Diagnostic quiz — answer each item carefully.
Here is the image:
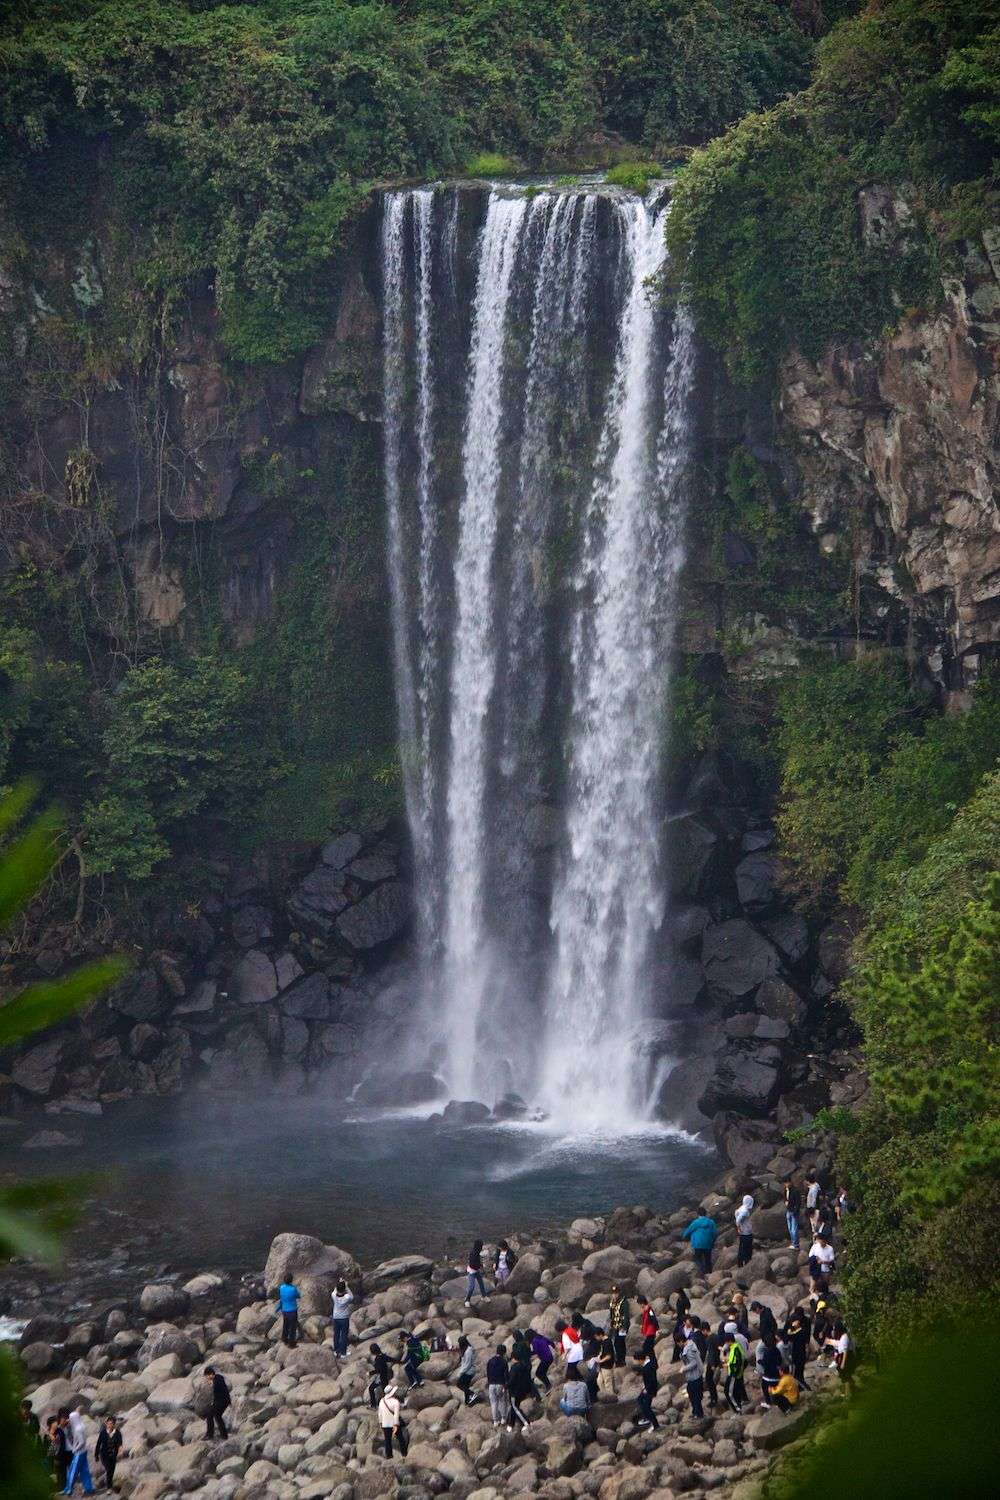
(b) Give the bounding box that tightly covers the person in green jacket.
[681,1213,718,1274]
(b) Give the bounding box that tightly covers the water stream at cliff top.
[381,183,696,1128]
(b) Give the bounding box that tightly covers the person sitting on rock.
[455,1335,478,1405]
[681,1211,718,1275]
[277,1277,299,1348]
[634,1348,660,1429]
[559,1364,596,1433]
[770,1368,800,1413]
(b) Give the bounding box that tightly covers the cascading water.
[380,182,697,1124]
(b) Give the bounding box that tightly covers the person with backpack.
[784,1175,802,1250]
[634,1348,660,1429]
[493,1240,517,1285]
[399,1330,427,1391]
[680,1323,706,1418]
[277,1278,300,1348]
[735,1194,755,1267]
[202,1369,231,1439]
[608,1284,630,1365]
[377,1384,407,1458]
[639,1296,659,1356]
[531,1328,557,1389]
[486,1344,510,1427]
[681,1212,718,1275]
[465,1240,489,1305]
[455,1335,478,1405]
[723,1322,749,1412]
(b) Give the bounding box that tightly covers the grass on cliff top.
[605,160,661,194]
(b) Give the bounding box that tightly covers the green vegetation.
[0,787,125,1496]
[462,151,518,178]
[668,0,999,380]
[0,1,829,367]
[605,159,660,194]
[776,658,1000,1352]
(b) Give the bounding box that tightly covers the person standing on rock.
[465,1239,489,1304]
[634,1347,660,1429]
[805,1171,821,1234]
[203,1367,231,1439]
[94,1416,122,1490]
[809,1233,836,1293]
[680,1325,706,1418]
[455,1335,478,1404]
[62,1406,94,1496]
[608,1284,630,1365]
[331,1278,353,1357]
[507,1351,534,1430]
[751,1300,778,1342]
[486,1343,511,1427]
[399,1330,426,1391]
[277,1276,300,1348]
[638,1296,660,1356]
[735,1194,755,1267]
[558,1314,584,1366]
[723,1324,749,1412]
[49,1413,69,1492]
[681,1211,718,1274]
[702,1319,722,1410]
[832,1320,855,1390]
[784,1306,812,1388]
[493,1239,517,1285]
[377,1383,404,1458]
[757,1333,786,1407]
[368,1342,393,1407]
[530,1328,557,1388]
[784,1175,802,1249]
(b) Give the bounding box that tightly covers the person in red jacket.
[638,1296,660,1356]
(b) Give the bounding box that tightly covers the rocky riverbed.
[17,1136,853,1500]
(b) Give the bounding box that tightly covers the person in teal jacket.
[681,1214,718,1274]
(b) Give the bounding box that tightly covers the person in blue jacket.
[681,1213,718,1275]
[277,1279,300,1347]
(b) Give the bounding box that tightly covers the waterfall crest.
[381,183,697,1122]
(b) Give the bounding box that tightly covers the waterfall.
[380,184,696,1121]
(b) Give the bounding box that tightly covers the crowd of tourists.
[21,1170,854,1484]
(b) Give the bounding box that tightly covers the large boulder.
[700,1045,783,1116]
[755,975,808,1029]
[746,1403,813,1450]
[442,1099,490,1124]
[734,851,779,913]
[139,1284,191,1321]
[320,832,364,869]
[137,1323,200,1369]
[230,949,278,1007]
[336,881,412,951]
[702,921,780,1003]
[27,1378,77,1418]
[580,1246,639,1292]
[288,865,350,935]
[279,972,334,1021]
[713,1113,781,1172]
[110,968,165,1022]
[11,1036,72,1097]
[666,812,718,898]
[263,1233,360,1316]
[655,1055,716,1133]
[353,1070,445,1107]
[761,913,810,966]
[368,1255,436,1290]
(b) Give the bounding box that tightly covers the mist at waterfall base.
[381,180,697,1131]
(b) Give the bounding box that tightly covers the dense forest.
[1,2,999,1481]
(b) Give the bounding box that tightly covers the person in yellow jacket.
[770,1371,801,1411]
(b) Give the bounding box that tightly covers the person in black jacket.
[368,1343,393,1407]
[634,1350,660,1429]
[203,1367,231,1439]
[507,1355,534,1430]
[783,1307,812,1388]
[47,1415,69,1491]
[94,1416,123,1489]
[751,1301,778,1341]
[486,1345,510,1427]
[702,1321,721,1410]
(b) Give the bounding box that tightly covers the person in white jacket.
[331,1280,354,1357]
[62,1406,95,1495]
[680,1327,706,1418]
[455,1335,478,1405]
[377,1384,406,1458]
[735,1194,755,1267]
